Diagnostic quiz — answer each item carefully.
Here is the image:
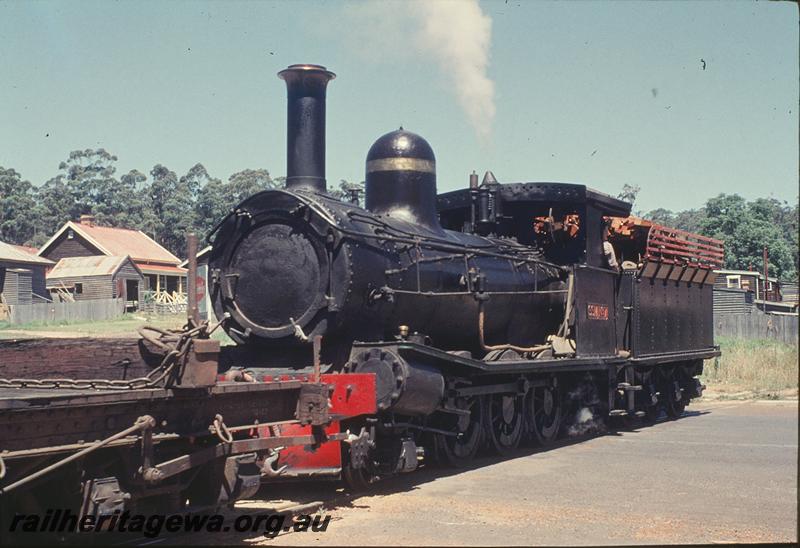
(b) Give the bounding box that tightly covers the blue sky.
[0,0,797,213]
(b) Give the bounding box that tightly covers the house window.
[726,275,741,289]
[75,282,83,294]
[67,229,74,240]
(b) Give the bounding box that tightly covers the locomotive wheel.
[434,395,484,467]
[660,366,687,419]
[527,383,562,446]
[485,393,524,455]
[342,458,376,492]
[341,428,378,492]
[664,386,687,419]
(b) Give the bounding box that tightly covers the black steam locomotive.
[208,64,723,486]
[0,64,724,539]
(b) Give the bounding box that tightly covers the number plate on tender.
[587,303,609,321]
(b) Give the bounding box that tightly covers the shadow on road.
[166,408,714,545]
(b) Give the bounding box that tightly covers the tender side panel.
[633,270,716,357]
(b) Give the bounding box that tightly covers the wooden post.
[763,246,769,303]
[187,233,200,325]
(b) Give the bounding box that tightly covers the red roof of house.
[138,264,187,275]
[39,221,181,265]
[11,244,40,256]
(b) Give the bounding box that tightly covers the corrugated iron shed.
[781,281,798,306]
[713,287,754,317]
[47,255,139,279]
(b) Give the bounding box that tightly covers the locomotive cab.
[437,179,631,270]
[438,180,631,358]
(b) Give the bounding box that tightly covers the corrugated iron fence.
[6,298,125,325]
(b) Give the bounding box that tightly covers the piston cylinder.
[345,347,444,416]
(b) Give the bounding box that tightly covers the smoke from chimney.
[341,0,496,143]
[414,0,495,143]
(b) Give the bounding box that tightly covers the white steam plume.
[341,0,496,143]
[414,0,495,143]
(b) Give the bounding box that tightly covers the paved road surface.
[183,400,798,545]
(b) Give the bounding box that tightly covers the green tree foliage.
[641,207,706,233]
[94,168,149,229]
[121,169,159,233]
[146,163,202,256]
[29,176,73,247]
[195,169,279,240]
[642,195,797,280]
[2,154,796,282]
[0,167,36,245]
[672,208,706,233]
[58,148,120,221]
[700,194,797,281]
[642,207,674,226]
[328,179,365,206]
[616,183,641,208]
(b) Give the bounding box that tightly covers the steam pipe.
[478,300,550,355]
[278,64,336,193]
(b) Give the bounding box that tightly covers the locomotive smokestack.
[278,64,336,193]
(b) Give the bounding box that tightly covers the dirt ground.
[700,384,798,401]
[174,400,797,546]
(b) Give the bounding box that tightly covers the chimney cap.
[278,64,336,81]
[78,213,95,225]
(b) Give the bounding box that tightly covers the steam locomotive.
[207,64,724,486]
[1,63,725,540]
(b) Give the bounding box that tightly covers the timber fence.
[6,298,125,325]
[714,311,798,346]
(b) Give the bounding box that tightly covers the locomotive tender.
[0,62,723,531]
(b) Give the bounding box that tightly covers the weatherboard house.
[0,241,54,306]
[713,269,797,316]
[37,215,187,304]
[45,255,145,309]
